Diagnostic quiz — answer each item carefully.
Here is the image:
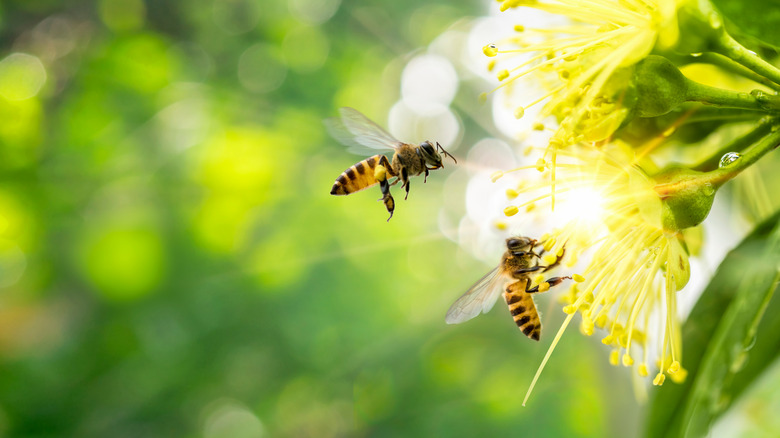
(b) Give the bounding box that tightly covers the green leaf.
[645,210,780,438]
[711,0,780,49]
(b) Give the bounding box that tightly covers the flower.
[485,0,679,145]
[494,142,691,404]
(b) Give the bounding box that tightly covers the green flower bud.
[632,56,688,118]
[653,166,718,231]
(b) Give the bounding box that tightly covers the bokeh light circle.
[0,53,47,101]
[401,54,458,114]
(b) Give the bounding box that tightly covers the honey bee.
[327,107,456,221]
[446,237,571,341]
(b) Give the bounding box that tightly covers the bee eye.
[507,237,530,250]
[421,141,436,156]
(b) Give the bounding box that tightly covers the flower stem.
[685,79,780,112]
[690,53,780,92]
[657,119,780,196]
[711,32,780,87]
[693,118,774,171]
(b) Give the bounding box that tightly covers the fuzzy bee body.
[504,279,542,341]
[330,154,395,196]
[446,237,570,341]
[326,108,455,221]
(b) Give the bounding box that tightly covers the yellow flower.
[487,0,678,137]
[496,142,691,405]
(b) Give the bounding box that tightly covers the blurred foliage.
[0,1,639,437]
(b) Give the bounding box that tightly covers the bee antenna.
[437,142,457,163]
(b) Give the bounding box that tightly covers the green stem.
[683,107,766,124]
[691,53,780,92]
[656,119,780,196]
[685,79,780,112]
[693,118,774,171]
[711,32,780,87]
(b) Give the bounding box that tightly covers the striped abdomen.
[331,154,392,195]
[504,279,541,341]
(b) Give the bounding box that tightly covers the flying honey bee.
[446,237,571,341]
[327,107,456,221]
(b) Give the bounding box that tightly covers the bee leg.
[401,167,410,200]
[542,248,566,272]
[526,276,572,294]
[514,266,543,275]
[378,177,395,221]
[423,167,429,183]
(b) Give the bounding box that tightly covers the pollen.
[506,188,519,199]
[601,334,614,345]
[580,316,594,336]
[494,221,508,230]
[482,43,498,57]
[563,304,576,314]
[514,106,525,119]
[669,367,688,383]
[573,274,585,282]
[533,274,545,285]
[374,165,387,180]
[668,360,681,374]
[535,158,546,172]
[497,69,510,81]
[609,350,619,366]
[538,282,551,292]
[622,354,634,366]
[514,24,525,32]
[653,373,666,386]
[490,170,504,182]
[543,254,558,265]
[638,363,649,377]
[503,206,519,216]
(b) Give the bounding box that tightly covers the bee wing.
[445,267,506,324]
[324,107,402,152]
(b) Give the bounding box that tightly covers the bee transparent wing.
[445,266,506,324]
[324,107,402,152]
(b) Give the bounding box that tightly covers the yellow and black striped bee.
[446,237,571,341]
[327,107,456,221]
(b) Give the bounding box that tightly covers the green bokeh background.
[0,0,641,436]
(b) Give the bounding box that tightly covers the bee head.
[506,236,535,253]
[419,141,443,168]
[419,141,456,168]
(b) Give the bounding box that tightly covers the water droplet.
[719,152,741,168]
[743,334,757,351]
[483,43,498,57]
[702,182,715,196]
[750,89,765,98]
[691,52,702,57]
